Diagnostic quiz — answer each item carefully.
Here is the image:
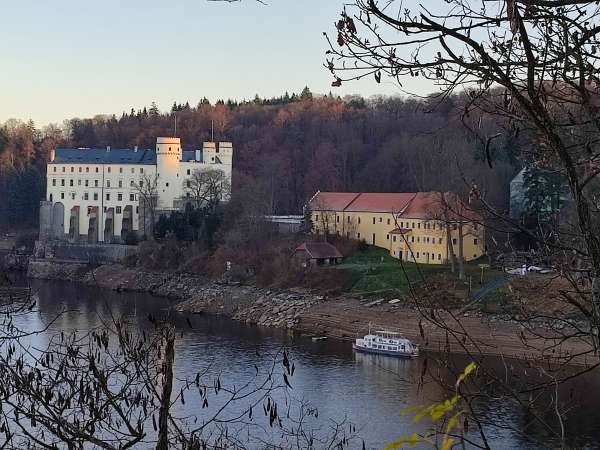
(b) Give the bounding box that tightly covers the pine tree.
[300,86,313,100]
[149,102,160,116]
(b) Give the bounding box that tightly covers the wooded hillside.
[0,91,520,228]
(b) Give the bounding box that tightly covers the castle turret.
[156,137,182,208]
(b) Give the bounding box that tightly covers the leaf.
[456,362,477,388]
[441,436,455,450]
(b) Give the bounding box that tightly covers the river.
[6,276,600,449]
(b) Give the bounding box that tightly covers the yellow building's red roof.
[309,191,480,222]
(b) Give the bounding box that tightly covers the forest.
[0,88,521,229]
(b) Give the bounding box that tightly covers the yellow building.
[308,191,485,265]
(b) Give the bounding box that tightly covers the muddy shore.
[27,259,597,365]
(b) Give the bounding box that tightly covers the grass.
[333,246,445,295]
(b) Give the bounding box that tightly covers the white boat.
[353,329,419,358]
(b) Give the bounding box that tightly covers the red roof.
[309,191,480,221]
[295,242,343,259]
[307,192,360,211]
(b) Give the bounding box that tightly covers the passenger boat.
[352,328,419,358]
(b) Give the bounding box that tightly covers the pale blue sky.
[1,0,434,125]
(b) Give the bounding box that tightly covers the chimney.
[195,149,201,162]
[134,145,138,152]
[49,148,56,162]
[106,145,111,152]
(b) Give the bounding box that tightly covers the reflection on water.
[6,276,600,449]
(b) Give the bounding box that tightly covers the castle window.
[453,238,457,245]
[336,216,339,223]
[84,193,89,200]
[139,180,143,188]
[417,237,420,243]
[78,180,81,186]
[106,180,109,188]
[107,167,111,173]
[386,234,389,240]
[393,236,396,242]
[86,167,89,173]
[130,194,135,201]
[131,168,135,174]
[136,206,139,214]
[52,179,56,186]
[95,167,99,173]
[60,192,64,199]
[118,180,122,188]
[438,254,441,260]
[347,216,350,223]
[186,180,190,188]
[357,232,361,239]
[416,252,420,258]
[439,238,442,244]
[106,193,110,201]
[116,206,122,214]
[69,179,73,187]
[61,179,65,186]
[49,194,53,201]
[453,223,458,230]
[130,180,134,187]
[70,167,74,172]
[93,193,98,201]
[118,193,123,201]
[358,217,361,224]
[119,167,123,173]
[140,168,144,173]
[315,214,319,220]
[78,167,82,173]
[62,167,65,172]
[53,167,56,172]
[379,217,382,223]
[412,222,415,228]
[165,182,169,187]
[400,221,403,228]
[187,169,191,175]
[85,180,89,187]
[372,217,375,224]
[387,218,390,225]
[169,147,171,151]
[418,222,421,229]
[474,238,479,245]
[411,236,414,243]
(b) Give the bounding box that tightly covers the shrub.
[15,231,37,254]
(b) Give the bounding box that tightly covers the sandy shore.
[27,260,598,366]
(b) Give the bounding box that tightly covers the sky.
[0,0,435,126]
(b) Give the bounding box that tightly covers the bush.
[123,231,138,246]
[15,231,37,254]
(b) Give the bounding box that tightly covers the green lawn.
[333,246,445,295]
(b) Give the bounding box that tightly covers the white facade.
[44,137,233,242]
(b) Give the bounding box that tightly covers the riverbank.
[27,259,597,365]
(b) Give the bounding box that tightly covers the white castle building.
[40,137,233,243]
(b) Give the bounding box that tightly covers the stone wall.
[33,241,138,264]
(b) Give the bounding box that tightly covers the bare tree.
[134,173,159,240]
[326,1,600,447]
[183,168,231,213]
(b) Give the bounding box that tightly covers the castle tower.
[156,137,182,208]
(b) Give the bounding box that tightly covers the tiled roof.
[295,242,343,259]
[307,192,361,211]
[51,148,157,165]
[310,191,480,221]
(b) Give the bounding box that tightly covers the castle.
[40,137,233,243]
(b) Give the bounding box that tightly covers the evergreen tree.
[149,102,160,116]
[300,86,313,100]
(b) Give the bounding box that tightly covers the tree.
[134,173,159,240]
[299,86,313,101]
[183,168,231,213]
[327,1,600,446]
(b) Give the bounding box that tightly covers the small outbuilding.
[295,242,343,267]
